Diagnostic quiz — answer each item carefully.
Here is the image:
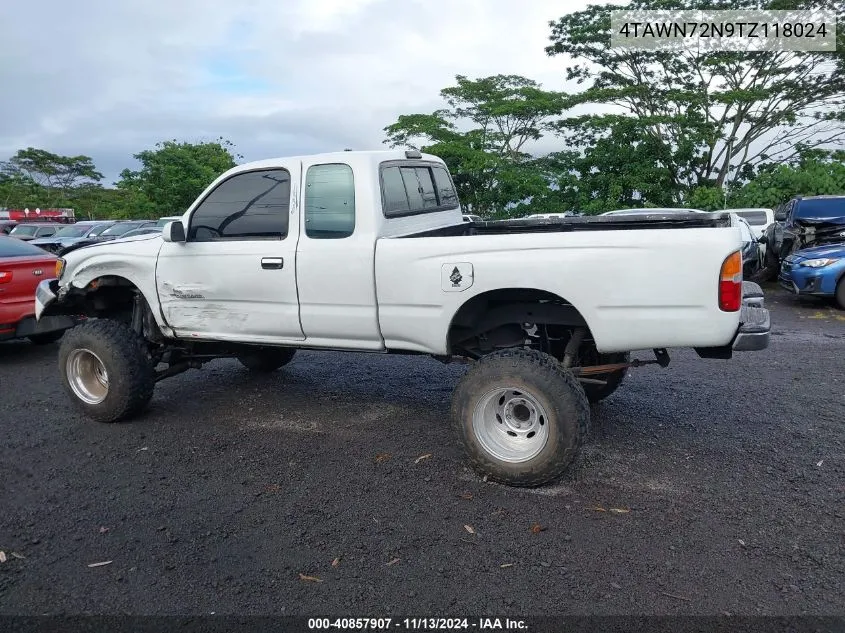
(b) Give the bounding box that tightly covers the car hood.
[787,242,845,262]
[794,216,845,229]
[30,236,87,245]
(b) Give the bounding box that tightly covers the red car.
[0,236,81,343]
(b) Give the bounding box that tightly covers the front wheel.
[451,348,590,487]
[836,278,845,310]
[58,319,155,423]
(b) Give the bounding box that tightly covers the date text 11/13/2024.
[307,618,528,630]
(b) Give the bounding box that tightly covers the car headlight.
[799,258,839,268]
[55,258,66,279]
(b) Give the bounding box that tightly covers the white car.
[35,150,770,487]
[721,208,774,258]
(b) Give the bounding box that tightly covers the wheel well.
[447,288,591,358]
[58,275,144,323]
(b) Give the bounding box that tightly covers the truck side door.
[294,160,383,349]
[155,166,305,343]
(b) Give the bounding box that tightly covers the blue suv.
[779,243,845,309]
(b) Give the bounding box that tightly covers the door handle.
[261,257,284,270]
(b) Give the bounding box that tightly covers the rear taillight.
[0,271,11,284]
[719,250,742,312]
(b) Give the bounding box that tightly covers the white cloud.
[0,0,593,183]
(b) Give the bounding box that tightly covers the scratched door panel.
[155,164,304,343]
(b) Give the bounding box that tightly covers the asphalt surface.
[1,284,843,616]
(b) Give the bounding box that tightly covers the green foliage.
[546,0,845,203]
[117,139,239,217]
[384,74,568,217]
[1,148,103,208]
[731,151,845,208]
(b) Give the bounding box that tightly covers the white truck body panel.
[50,149,748,356]
[376,227,741,354]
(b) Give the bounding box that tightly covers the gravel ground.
[1,285,843,616]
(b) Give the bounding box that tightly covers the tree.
[1,148,103,206]
[384,75,568,217]
[117,139,239,217]
[546,0,845,203]
[729,150,845,208]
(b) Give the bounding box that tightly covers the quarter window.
[304,164,355,239]
[381,163,460,217]
[188,169,290,241]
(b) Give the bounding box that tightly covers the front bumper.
[35,278,60,321]
[731,281,770,352]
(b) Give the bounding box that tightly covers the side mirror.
[774,210,788,222]
[758,235,768,245]
[161,221,186,243]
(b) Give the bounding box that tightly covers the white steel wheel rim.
[66,348,110,405]
[472,387,550,464]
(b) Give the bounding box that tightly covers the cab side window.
[188,169,290,241]
[304,163,355,239]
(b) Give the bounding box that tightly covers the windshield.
[88,223,113,236]
[9,225,39,237]
[101,223,142,236]
[54,225,90,238]
[795,198,845,219]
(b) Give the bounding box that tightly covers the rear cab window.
[736,211,769,225]
[380,161,460,217]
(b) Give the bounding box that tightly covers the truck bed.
[401,212,733,238]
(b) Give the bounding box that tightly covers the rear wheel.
[237,347,297,372]
[755,244,780,282]
[451,348,589,487]
[58,319,155,423]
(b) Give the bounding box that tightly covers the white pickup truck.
[35,150,770,487]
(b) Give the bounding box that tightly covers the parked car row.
[6,219,163,256]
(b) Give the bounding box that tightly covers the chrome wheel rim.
[472,387,550,463]
[66,348,109,405]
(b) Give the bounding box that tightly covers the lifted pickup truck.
[36,150,770,487]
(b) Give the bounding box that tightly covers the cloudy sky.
[0,0,612,184]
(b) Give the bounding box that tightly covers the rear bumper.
[0,314,80,341]
[731,281,770,352]
[695,281,770,358]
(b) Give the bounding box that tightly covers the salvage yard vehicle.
[760,196,845,280]
[722,208,774,241]
[35,150,771,487]
[9,223,59,241]
[0,236,80,343]
[779,242,845,309]
[29,221,116,254]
